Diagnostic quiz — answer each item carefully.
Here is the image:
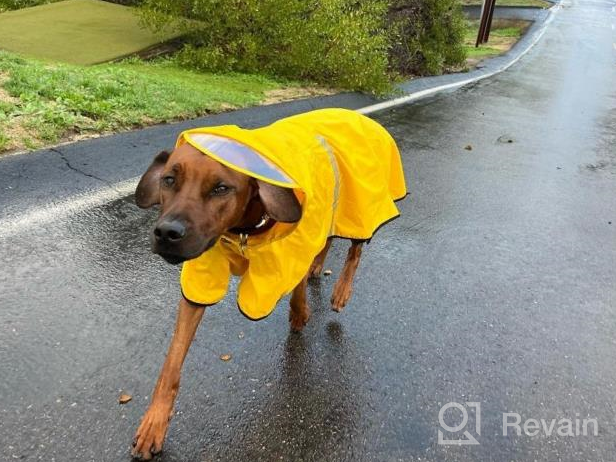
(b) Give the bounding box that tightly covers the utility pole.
[476,0,497,46]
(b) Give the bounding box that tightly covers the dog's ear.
[135,150,171,208]
[256,180,302,223]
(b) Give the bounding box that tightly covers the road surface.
[1,0,615,461]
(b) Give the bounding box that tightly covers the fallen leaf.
[220,354,232,362]
[323,269,333,276]
[118,394,132,404]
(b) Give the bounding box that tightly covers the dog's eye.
[162,176,175,188]
[211,184,230,196]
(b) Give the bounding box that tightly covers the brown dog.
[130,109,406,459]
[131,143,363,459]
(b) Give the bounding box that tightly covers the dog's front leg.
[131,297,205,460]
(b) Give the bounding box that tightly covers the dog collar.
[228,212,274,237]
[255,213,270,229]
[236,214,269,255]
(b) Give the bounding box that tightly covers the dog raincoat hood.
[178,108,407,320]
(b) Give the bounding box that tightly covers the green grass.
[459,0,551,7]
[490,26,525,37]
[0,51,302,152]
[464,46,502,58]
[0,129,8,150]
[462,19,528,63]
[0,0,182,65]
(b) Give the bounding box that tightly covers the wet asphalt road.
[1,1,616,461]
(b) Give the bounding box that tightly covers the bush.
[388,0,466,75]
[140,0,392,94]
[140,0,465,92]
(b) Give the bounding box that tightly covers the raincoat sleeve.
[180,242,231,306]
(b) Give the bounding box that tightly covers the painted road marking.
[0,178,139,237]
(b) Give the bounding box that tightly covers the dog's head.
[135,143,301,264]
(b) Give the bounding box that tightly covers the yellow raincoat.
[179,108,406,320]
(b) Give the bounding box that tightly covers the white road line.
[0,4,561,236]
[0,178,139,237]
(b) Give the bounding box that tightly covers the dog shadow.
[210,317,364,461]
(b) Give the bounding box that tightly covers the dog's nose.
[154,220,186,243]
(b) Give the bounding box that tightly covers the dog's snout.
[154,219,187,243]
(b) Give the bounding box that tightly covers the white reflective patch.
[187,133,295,186]
[317,136,340,236]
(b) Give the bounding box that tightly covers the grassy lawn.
[462,19,531,66]
[0,0,182,65]
[0,52,328,153]
[459,0,552,7]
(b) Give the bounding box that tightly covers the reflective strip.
[316,136,340,235]
[181,133,297,188]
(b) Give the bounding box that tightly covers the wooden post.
[475,0,496,47]
[483,0,497,42]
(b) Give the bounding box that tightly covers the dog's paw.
[331,281,352,312]
[308,261,324,279]
[289,305,311,332]
[131,404,173,460]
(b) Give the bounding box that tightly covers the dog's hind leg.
[331,239,364,312]
[289,273,310,332]
[308,237,332,278]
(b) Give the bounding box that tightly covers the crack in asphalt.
[50,147,137,205]
[50,147,110,185]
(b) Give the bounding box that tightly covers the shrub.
[388,0,466,75]
[139,0,466,92]
[140,0,393,94]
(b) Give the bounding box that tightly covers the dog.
[130,108,406,459]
